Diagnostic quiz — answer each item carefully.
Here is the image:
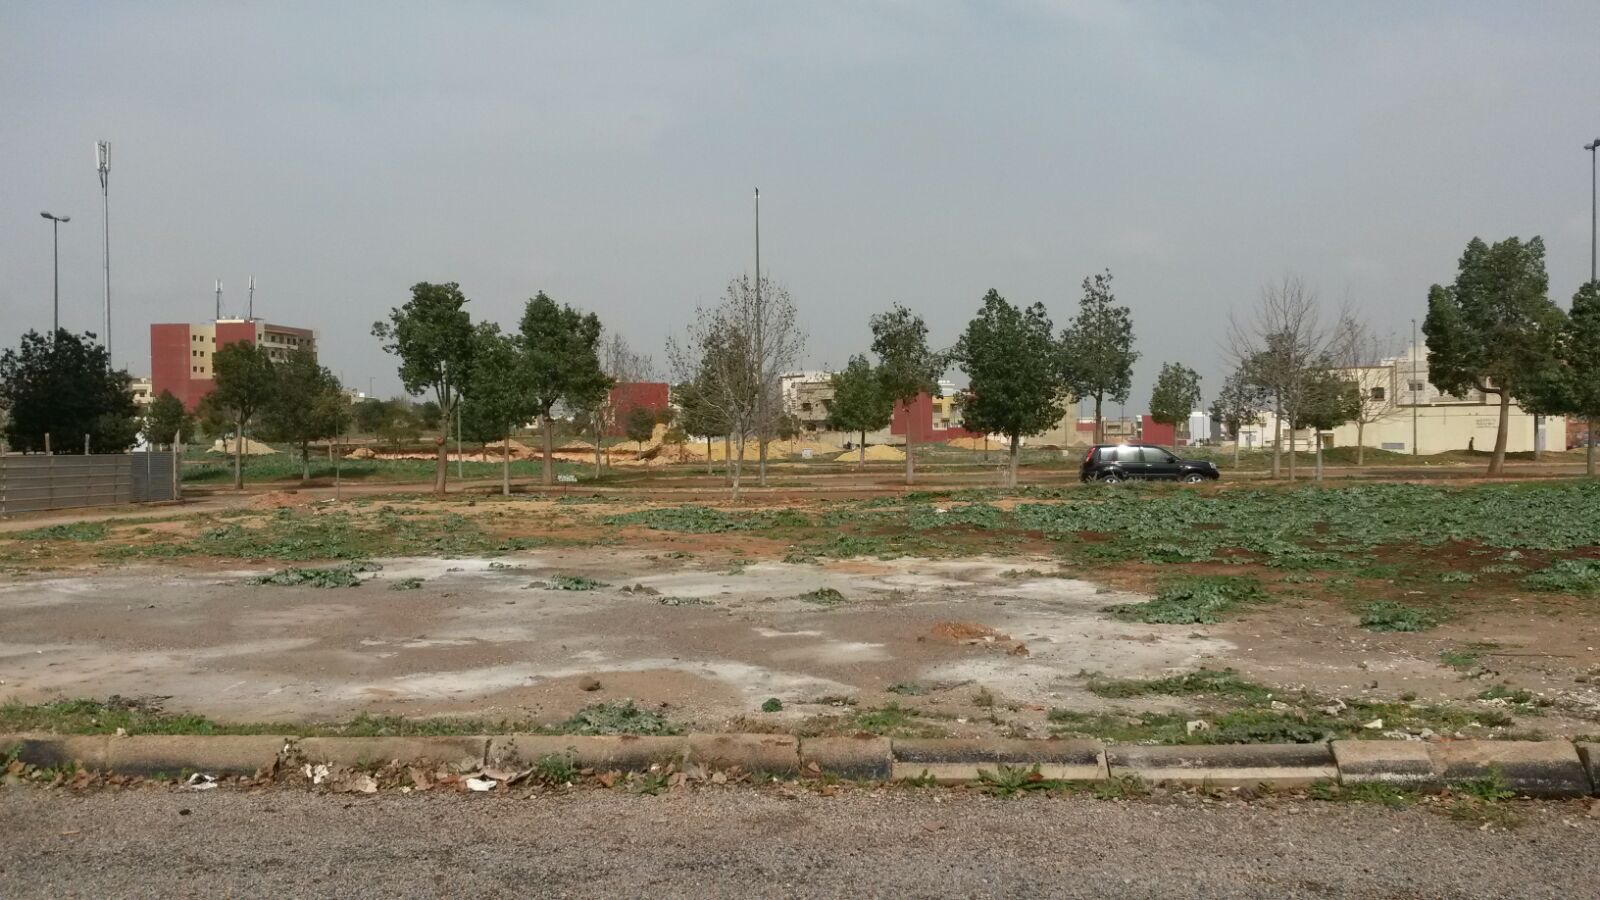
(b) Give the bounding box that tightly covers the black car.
[1080,443,1220,484]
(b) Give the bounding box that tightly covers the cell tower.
[248,276,255,320]
[215,280,223,321]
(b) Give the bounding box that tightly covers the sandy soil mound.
[209,437,278,455]
[836,444,905,462]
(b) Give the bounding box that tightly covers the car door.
[1113,445,1149,479]
[1140,447,1182,479]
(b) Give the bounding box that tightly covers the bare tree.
[588,330,657,474]
[725,275,804,487]
[669,301,760,500]
[1332,311,1400,465]
[1226,276,1334,481]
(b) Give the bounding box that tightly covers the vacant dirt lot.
[3,480,1598,740]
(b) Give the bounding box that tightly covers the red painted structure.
[889,393,982,443]
[607,382,670,436]
[150,320,312,411]
[1140,415,1177,447]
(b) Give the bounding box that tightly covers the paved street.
[2,787,1596,898]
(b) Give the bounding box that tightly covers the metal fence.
[0,452,179,515]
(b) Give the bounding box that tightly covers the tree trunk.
[233,418,244,491]
[1232,426,1242,466]
[1315,437,1324,482]
[858,430,866,472]
[1287,420,1297,482]
[1356,421,1365,466]
[1588,417,1595,477]
[1534,417,1544,462]
[1270,394,1282,480]
[903,400,916,486]
[301,441,310,482]
[1489,392,1510,475]
[758,439,768,487]
[1094,395,1104,444]
[1007,433,1020,488]
[731,434,744,501]
[723,435,732,484]
[503,428,511,496]
[434,434,448,495]
[593,440,602,480]
[705,435,713,475]
[541,414,555,486]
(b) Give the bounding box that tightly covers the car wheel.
[1182,472,1205,484]
[1099,472,1123,484]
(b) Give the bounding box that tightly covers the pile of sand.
[345,447,377,460]
[835,444,905,462]
[209,437,278,456]
[555,439,595,452]
[484,438,537,458]
[944,436,991,451]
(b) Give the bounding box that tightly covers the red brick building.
[889,392,982,443]
[150,319,317,410]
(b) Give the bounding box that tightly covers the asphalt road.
[2,787,1596,898]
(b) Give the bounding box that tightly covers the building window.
[1408,381,1424,393]
[1370,387,1385,401]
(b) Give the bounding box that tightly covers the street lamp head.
[1587,139,1600,151]
[40,211,69,222]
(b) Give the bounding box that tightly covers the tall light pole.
[752,187,767,485]
[1586,138,1598,283]
[97,141,112,361]
[1411,318,1419,456]
[40,212,70,336]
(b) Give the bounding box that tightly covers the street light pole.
[1411,318,1419,456]
[40,212,70,337]
[1586,139,1598,283]
[97,141,112,361]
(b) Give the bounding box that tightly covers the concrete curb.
[892,739,1107,784]
[2,733,1597,796]
[1107,743,1338,789]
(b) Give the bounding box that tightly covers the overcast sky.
[3,1,1597,412]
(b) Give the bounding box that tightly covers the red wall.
[889,393,982,443]
[1140,416,1177,447]
[607,382,670,436]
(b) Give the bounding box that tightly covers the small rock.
[1362,718,1384,730]
[1186,719,1211,735]
[1269,700,1289,711]
[578,678,602,692]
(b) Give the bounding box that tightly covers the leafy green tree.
[375,402,421,449]
[210,340,279,489]
[461,324,531,496]
[1423,237,1566,474]
[951,290,1065,488]
[1293,366,1360,481]
[1564,282,1600,477]
[373,282,476,494]
[518,291,613,485]
[1148,362,1202,431]
[674,379,725,475]
[870,304,944,485]
[415,400,443,431]
[624,404,657,449]
[1209,367,1267,465]
[827,354,892,470]
[352,398,387,435]
[258,348,349,481]
[0,330,138,453]
[142,390,194,446]
[1059,270,1137,443]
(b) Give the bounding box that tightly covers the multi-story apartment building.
[150,319,317,410]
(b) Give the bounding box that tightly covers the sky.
[3,1,1597,414]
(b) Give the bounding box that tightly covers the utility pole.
[40,212,70,336]
[97,141,111,362]
[215,280,223,321]
[248,276,255,320]
[753,187,766,486]
[1411,318,1419,456]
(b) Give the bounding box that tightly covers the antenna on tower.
[215,280,223,321]
[248,276,255,320]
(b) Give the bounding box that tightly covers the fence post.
[174,431,183,501]
[45,432,54,510]
[85,433,91,455]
